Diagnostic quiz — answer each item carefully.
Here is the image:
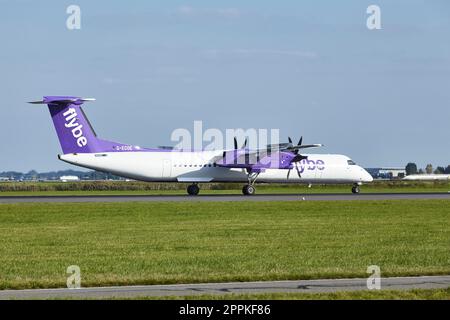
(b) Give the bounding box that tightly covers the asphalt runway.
[0,276,449,299]
[0,192,449,203]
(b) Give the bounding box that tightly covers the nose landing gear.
[351,184,360,194]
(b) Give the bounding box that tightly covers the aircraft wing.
[214,139,323,172]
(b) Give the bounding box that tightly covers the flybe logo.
[63,108,88,147]
[297,159,325,173]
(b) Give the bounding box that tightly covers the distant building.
[59,175,80,182]
[366,167,406,180]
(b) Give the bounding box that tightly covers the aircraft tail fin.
[29,96,120,154]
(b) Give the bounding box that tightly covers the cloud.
[177,6,242,19]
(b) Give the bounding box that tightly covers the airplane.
[30,96,373,195]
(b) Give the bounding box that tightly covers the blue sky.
[1,0,449,171]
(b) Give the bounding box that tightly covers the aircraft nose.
[361,168,373,183]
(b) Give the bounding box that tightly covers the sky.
[0,0,449,172]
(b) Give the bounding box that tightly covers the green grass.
[0,200,449,290]
[129,288,450,300]
[0,180,449,196]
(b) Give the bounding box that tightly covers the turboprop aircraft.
[30,96,373,195]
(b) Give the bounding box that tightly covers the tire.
[242,184,255,196]
[187,184,200,196]
[351,186,360,194]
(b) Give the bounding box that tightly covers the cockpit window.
[347,160,356,165]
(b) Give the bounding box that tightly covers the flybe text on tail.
[63,108,87,147]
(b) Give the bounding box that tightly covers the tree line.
[405,163,450,175]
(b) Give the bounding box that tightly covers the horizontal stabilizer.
[28,96,95,105]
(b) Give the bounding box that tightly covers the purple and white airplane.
[30,96,373,195]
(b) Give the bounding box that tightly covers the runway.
[0,275,449,299]
[0,192,449,203]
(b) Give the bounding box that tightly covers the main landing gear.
[187,183,200,196]
[242,184,255,195]
[242,172,259,196]
[351,183,360,194]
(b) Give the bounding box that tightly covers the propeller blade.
[234,137,238,150]
[287,168,291,179]
[242,138,247,149]
[288,137,293,144]
[295,162,302,178]
[298,136,303,146]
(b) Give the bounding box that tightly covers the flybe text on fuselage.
[63,108,87,147]
[297,159,325,173]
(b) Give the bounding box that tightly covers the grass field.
[130,288,450,300]
[0,200,449,290]
[0,180,449,196]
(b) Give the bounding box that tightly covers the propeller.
[287,162,302,179]
[268,136,321,152]
[286,136,307,179]
[287,135,322,152]
[287,136,303,154]
[287,136,302,148]
[233,137,247,149]
[228,137,248,165]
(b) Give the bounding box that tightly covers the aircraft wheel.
[351,185,360,194]
[187,184,200,196]
[242,184,255,196]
